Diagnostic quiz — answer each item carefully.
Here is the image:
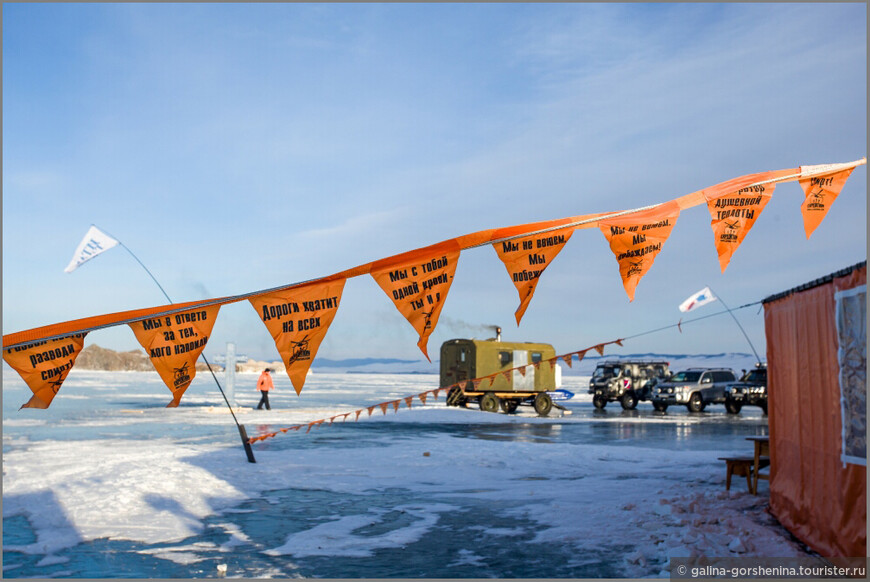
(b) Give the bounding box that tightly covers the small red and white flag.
[64,226,119,273]
[679,287,717,313]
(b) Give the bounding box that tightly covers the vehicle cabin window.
[670,371,701,383]
[701,373,713,383]
[499,351,512,366]
[531,352,542,364]
[460,349,466,363]
[744,369,766,383]
[713,371,734,382]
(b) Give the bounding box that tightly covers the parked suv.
[725,364,768,415]
[651,367,737,412]
[588,360,671,410]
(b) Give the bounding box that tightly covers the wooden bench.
[718,456,756,492]
[718,455,771,493]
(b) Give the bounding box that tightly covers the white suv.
[650,368,737,412]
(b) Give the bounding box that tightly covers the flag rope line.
[620,301,761,340]
[3,157,864,351]
[247,338,625,444]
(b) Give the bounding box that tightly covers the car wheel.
[593,394,607,410]
[479,392,500,413]
[687,393,705,413]
[501,399,519,414]
[653,401,668,412]
[725,400,742,414]
[534,392,553,416]
[620,391,638,410]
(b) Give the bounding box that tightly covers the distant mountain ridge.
[314,358,421,368]
[63,345,758,375]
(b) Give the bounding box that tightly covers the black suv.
[725,364,768,415]
[650,368,738,412]
[588,360,671,410]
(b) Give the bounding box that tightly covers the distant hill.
[76,345,152,371]
[75,345,220,372]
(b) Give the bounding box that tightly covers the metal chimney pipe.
[495,326,502,342]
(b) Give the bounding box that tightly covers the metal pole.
[708,286,763,364]
[225,342,237,407]
[99,227,254,462]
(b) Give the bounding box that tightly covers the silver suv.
[651,368,737,412]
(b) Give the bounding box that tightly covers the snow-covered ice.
[2,366,813,578]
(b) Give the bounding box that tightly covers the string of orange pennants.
[2,158,865,410]
[247,338,623,444]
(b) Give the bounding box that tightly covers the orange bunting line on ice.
[248,339,626,444]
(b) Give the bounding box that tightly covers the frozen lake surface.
[3,368,811,578]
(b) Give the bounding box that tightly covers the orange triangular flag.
[3,333,88,409]
[533,361,541,370]
[576,349,587,362]
[432,388,441,400]
[593,344,605,356]
[379,402,389,415]
[562,354,572,368]
[419,392,428,405]
[518,366,527,377]
[472,378,483,390]
[547,357,558,368]
[487,375,495,386]
[249,278,346,395]
[367,406,376,416]
[502,370,512,381]
[404,396,413,409]
[129,305,220,407]
[615,339,624,346]
[370,242,461,360]
[492,228,575,324]
[355,410,362,421]
[599,201,680,301]
[706,183,774,272]
[798,167,855,239]
[392,400,401,412]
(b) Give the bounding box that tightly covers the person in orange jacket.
[256,368,274,410]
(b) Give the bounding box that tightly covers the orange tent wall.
[763,264,866,557]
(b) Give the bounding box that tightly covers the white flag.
[64,226,119,273]
[679,287,717,313]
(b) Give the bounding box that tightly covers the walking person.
[256,368,274,410]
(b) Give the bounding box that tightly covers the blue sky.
[3,3,866,362]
